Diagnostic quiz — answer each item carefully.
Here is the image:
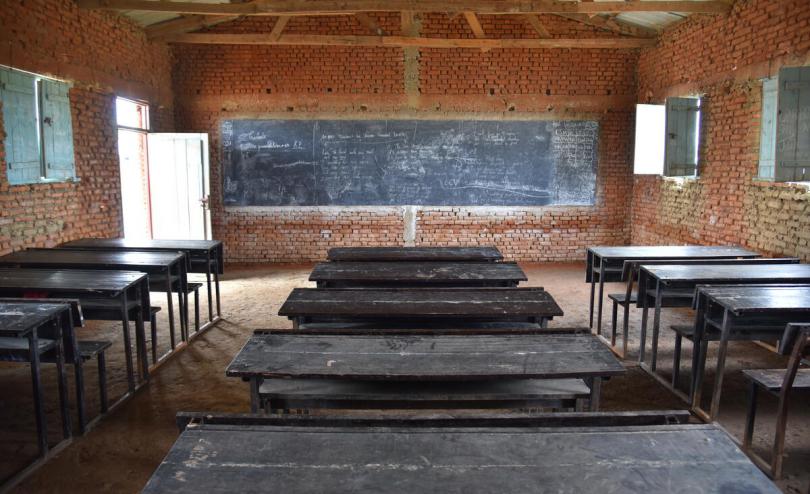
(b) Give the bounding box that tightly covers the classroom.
[0,0,808,492]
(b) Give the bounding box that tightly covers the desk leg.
[214,265,221,318]
[53,318,71,439]
[165,267,178,344]
[650,281,663,372]
[596,263,606,335]
[708,311,732,421]
[181,262,189,337]
[250,378,261,413]
[639,297,650,365]
[135,306,149,381]
[121,294,136,392]
[588,253,596,329]
[29,332,48,457]
[205,252,214,322]
[588,377,602,412]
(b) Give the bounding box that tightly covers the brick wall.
[0,0,173,255]
[173,14,638,262]
[632,0,810,261]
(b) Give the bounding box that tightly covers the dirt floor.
[1,262,808,493]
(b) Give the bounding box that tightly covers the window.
[664,97,702,177]
[116,97,152,239]
[633,104,666,175]
[0,66,76,184]
[759,66,810,182]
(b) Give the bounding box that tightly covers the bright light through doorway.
[116,97,152,239]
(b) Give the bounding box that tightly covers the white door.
[146,133,211,240]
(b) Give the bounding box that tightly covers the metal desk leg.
[181,262,189,337]
[205,252,214,322]
[639,296,650,365]
[650,281,663,372]
[707,310,733,421]
[596,262,606,335]
[588,253,596,328]
[588,377,602,412]
[121,294,136,392]
[53,317,71,439]
[135,305,149,381]
[214,262,221,318]
[29,331,48,457]
[165,267,178,344]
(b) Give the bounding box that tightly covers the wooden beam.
[555,13,658,38]
[522,14,551,38]
[354,12,388,36]
[269,15,291,41]
[463,11,486,38]
[165,33,657,49]
[75,0,733,16]
[146,15,240,40]
[401,11,415,35]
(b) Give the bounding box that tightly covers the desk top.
[60,238,221,252]
[697,285,810,314]
[0,248,184,270]
[226,333,623,380]
[0,302,71,337]
[328,247,503,262]
[279,288,563,319]
[0,268,146,294]
[642,263,810,284]
[588,245,759,260]
[142,423,779,494]
[309,262,527,284]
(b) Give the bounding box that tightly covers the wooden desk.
[60,238,224,325]
[143,422,780,493]
[0,268,148,392]
[309,261,527,288]
[0,248,187,345]
[328,246,503,262]
[637,263,810,382]
[690,284,810,421]
[227,332,624,412]
[0,302,72,459]
[279,287,563,328]
[585,246,759,335]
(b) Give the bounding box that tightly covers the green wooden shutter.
[758,77,778,180]
[775,66,810,182]
[40,79,75,180]
[664,96,701,177]
[0,69,42,184]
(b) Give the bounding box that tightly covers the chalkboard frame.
[220,117,599,208]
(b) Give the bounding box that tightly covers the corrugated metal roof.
[123,0,709,30]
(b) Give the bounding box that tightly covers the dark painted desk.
[690,284,810,421]
[328,246,503,262]
[0,248,187,345]
[142,422,780,494]
[636,263,810,380]
[227,332,624,412]
[0,268,148,392]
[0,302,72,459]
[279,287,563,328]
[309,261,527,288]
[585,245,759,335]
[60,238,223,325]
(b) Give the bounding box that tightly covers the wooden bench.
[742,323,810,479]
[257,378,592,413]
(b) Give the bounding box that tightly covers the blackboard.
[221,119,598,206]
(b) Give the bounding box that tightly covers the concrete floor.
[1,262,808,493]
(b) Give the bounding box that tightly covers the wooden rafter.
[269,15,291,41]
[146,15,240,40]
[462,11,489,52]
[523,14,551,38]
[165,33,657,49]
[401,11,416,35]
[354,12,388,35]
[75,0,733,16]
[555,13,658,37]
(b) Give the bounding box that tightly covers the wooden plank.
[328,247,503,262]
[145,15,241,40]
[309,261,527,286]
[226,333,621,380]
[143,423,780,494]
[643,263,810,285]
[554,13,658,38]
[698,285,810,314]
[588,245,759,261]
[165,33,657,48]
[269,15,291,42]
[523,14,551,38]
[77,0,733,16]
[278,287,564,319]
[0,302,72,338]
[0,248,183,271]
[0,268,145,293]
[354,12,387,35]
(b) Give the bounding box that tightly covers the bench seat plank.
[309,261,526,287]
